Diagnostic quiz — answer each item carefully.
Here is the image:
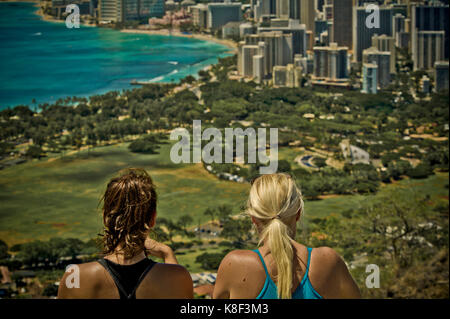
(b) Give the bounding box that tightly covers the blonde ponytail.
[246,173,304,299]
[260,218,294,299]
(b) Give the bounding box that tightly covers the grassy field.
[0,141,448,249]
[0,142,249,245]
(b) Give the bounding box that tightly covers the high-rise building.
[52,0,92,17]
[320,30,329,45]
[273,0,315,34]
[90,0,99,17]
[141,0,164,18]
[276,0,290,19]
[258,19,307,57]
[222,21,242,39]
[192,4,208,29]
[372,34,396,74]
[414,30,445,71]
[434,61,449,92]
[353,5,394,62]
[306,30,314,51]
[420,75,430,94]
[313,42,348,80]
[296,54,314,74]
[300,0,315,35]
[99,0,165,23]
[253,0,276,22]
[238,31,294,79]
[272,64,302,87]
[411,4,449,60]
[323,0,333,21]
[241,45,260,77]
[315,19,328,37]
[316,0,325,13]
[99,0,122,22]
[397,31,410,49]
[362,46,391,89]
[362,63,378,94]
[392,13,410,49]
[392,13,405,47]
[273,65,288,86]
[207,2,242,30]
[240,23,256,38]
[286,63,303,87]
[332,0,353,48]
[253,54,265,82]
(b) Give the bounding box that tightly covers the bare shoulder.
[150,263,193,288]
[213,250,264,299]
[153,262,191,278]
[312,246,343,265]
[58,261,104,285]
[309,247,346,285]
[79,261,106,275]
[58,261,106,298]
[144,263,193,298]
[309,246,360,298]
[220,250,261,268]
[216,249,264,282]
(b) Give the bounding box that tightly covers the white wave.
[168,61,178,65]
[33,32,42,36]
[148,75,164,83]
[146,69,179,83]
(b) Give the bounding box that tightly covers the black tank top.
[97,257,156,299]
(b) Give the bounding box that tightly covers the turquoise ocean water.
[0,2,231,110]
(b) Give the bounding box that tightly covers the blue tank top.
[252,247,323,299]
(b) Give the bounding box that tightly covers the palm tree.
[31,98,37,111]
[178,215,193,233]
[203,207,216,223]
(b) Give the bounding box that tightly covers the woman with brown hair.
[57,168,193,299]
[213,173,361,299]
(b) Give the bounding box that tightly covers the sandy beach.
[2,1,237,50]
[121,29,238,53]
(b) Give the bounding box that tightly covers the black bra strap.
[97,258,129,299]
[97,258,156,299]
[129,260,156,298]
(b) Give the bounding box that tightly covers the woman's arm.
[335,255,361,298]
[144,237,178,264]
[313,247,361,299]
[212,253,233,299]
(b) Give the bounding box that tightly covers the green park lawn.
[0,141,448,250]
[0,142,249,245]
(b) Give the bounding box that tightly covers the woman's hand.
[144,237,178,264]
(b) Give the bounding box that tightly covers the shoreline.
[0,1,236,109]
[9,0,237,50]
[121,29,238,53]
[32,2,97,27]
[5,1,236,49]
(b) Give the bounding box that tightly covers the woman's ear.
[150,210,157,228]
[251,216,258,226]
[295,208,301,222]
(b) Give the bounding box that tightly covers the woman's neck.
[105,250,146,265]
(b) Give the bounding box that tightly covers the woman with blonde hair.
[213,173,361,299]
